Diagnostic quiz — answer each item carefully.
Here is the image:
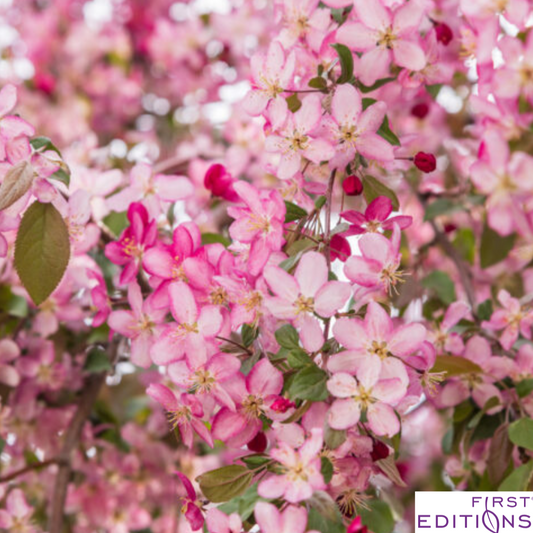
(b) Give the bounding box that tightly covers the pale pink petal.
[198,306,222,337]
[356,133,395,162]
[247,358,283,397]
[328,398,361,430]
[336,22,377,51]
[147,383,178,411]
[258,475,287,500]
[265,296,298,319]
[280,505,308,533]
[354,0,391,30]
[169,281,198,324]
[332,84,361,126]
[314,281,351,317]
[264,265,300,300]
[367,402,399,436]
[359,101,387,133]
[373,378,405,404]
[333,317,367,350]
[295,251,328,297]
[358,47,392,86]
[296,313,324,352]
[393,40,426,71]
[154,174,194,201]
[327,372,358,398]
[365,301,393,340]
[328,350,368,374]
[108,310,136,337]
[388,323,426,357]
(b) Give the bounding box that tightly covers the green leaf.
[357,77,396,93]
[422,270,456,305]
[241,455,270,469]
[516,378,533,398]
[290,365,328,401]
[362,97,377,110]
[359,500,395,533]
[423,198,464,221]
[508,418,533,451]
[275,324,300,349]
[103,210,129,237]
[426,84,443,99]
[431,355,482,377]
[314,196,326,209]
[499,461,533,491]
[308,76,328,91]
[284,201,308,223]
[488,424,514,487]
[362,175,399,211]
[287,348,313,369]
[196,465,253,503]
[324,424,347,450]
[307,507,345,533]
[477,299,493,321]
[377,116,400,146]
[0,285,28,318]
[219,484,262,521]
[331,43,354,84]
[49,167,70,187]
[30,136,61,155]
[453,228,476,265]
[241,324,258,347]
[201,233,231,247]
[480,224,516,269]
[320,456,334,483]
[84,347,112,373]
[14,202,71,306]
[286,93,302,113]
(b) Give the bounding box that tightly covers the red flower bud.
[435,23,453,45]
[204,164,238,202]
[411,102,430,119]
[342,175,363,196]
[247,431,267,453]
[414,152,437,173]
[371,439,390,462]
[348,517,368,533]
[330,234,351,263]
[270,397,295,413]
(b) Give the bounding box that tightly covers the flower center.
[288,132,309,151]
[354,385,373,408]
[380,263,405,294]
[377,28,397,49]
[368,340,389,359]
[248,214,272,234]
[295,294,314,314]
[167,406,191,429]
[210,286,228,305]
[242,394,264,419]
[193,369,216,393]
[174,322,199,338]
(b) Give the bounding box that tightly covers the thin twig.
[0,458,59,483]
[47,341,119,533]
[323,169,337,346]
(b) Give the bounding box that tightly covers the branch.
[324,169,337,271]
[47,341,119,533]
[0,458,59,483]
[429,218,477,312]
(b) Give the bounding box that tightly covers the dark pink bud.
[270,397,295,413]
[371,440,390,462]
[435,23,453,45]
[330,234,351,263]
[348,516,368,533]
[204,164,238,201]
[342,175,363,196]
[34,72,56,95]
[411,102,429,119]
[444,223,457,233]
[247,431,267,453]
[414,152,437,173]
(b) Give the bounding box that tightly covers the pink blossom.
[328,301,426,387]
[337,0,426,86]
[482,290,533,350]
[264,251,351,351]
[0,489,36,533]
[206,508,242,533]
[150,281,222,366]
[258,428,325,502]
[265,94,335,179]
[324,85,394,166]
[341,196,412,235]
[105,202,158,285]
[108,282,166,368]
[212,359,283,447]
[174,472,204,531]
[243,41,295,116]
[254,501,319,533]
[147,384,213,448]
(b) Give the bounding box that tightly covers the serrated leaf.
[480,224,516,269]
[362,175,399,211]
[284,201,308,223]
[275,324,300,349]
[196,465,253,503]
[377,115,400,146]
[307,507,345,533]
[241,324,258,347]
[431,355,482,377]
[49,167,70,187]
[422,270,456,305]
[84,347,112,373]
[508,418,533,451]
[516,378,533,398]
[0,160,34,211]
[14,202,70,306]
[331,43,354,84]
[290,365,328,401]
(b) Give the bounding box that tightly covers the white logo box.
[415,492,533,533]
